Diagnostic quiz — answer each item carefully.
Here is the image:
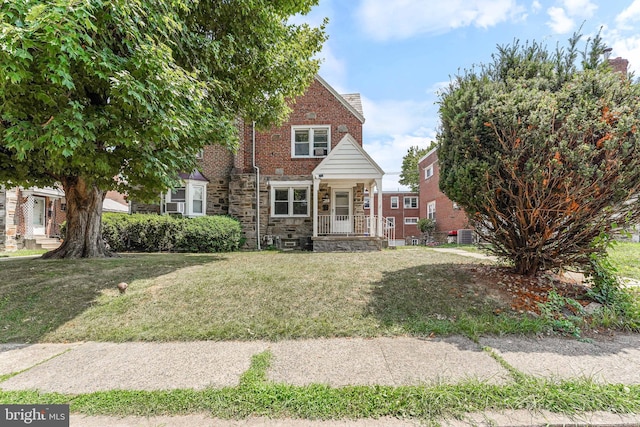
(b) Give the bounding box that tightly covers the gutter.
[252,121,261,250]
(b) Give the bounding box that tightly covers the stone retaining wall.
[312,236,384,252]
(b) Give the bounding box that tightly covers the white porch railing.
[317,215,396,242]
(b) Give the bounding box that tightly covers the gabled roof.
[313,134,384,180]
[315,75,365,124]
[340,93,364,117]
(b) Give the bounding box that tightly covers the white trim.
[418,145,439,164]
[403,196,418,209]
[165,179,208,217]
[404,217,419,225]
[427,201,436,220]
[291,125,331,158]
[424,164,434,180]
[390,196,399,209]
[270,183,311,218]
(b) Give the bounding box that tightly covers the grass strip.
[1,351,638,423]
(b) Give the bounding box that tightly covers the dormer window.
[292,126,330,158]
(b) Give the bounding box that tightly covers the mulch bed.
[464,265,594,315]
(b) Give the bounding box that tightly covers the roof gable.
[313,134,384,180]
[315,75,365,124]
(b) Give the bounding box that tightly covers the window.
[192,185,204,214]
[271,184,310,217]
[386,217,395,228]
[292,126,330,157]
[364,196,370,209]
[424,164,434,179]
[404,196,418,209]
[166,180,207,217]
[170,187,186,202]
[427,201,436,220]
[404,217,419,225]
[390,196,399,209]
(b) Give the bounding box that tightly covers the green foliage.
[0,0,326,198]
[537,291,585,337]
[101,213,242,253]
[437,31,640,276]
[416,218,436,234]
[399,143,435,192]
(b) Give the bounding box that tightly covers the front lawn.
[609,241,640,281]
[1,249,539,343]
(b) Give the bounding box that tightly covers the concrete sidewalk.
[2,335,640,426]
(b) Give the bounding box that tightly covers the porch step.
[34,237,62,250]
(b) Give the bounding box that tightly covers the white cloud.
[317,45,348,92]
[547,6,575,33]
[609,35,640,75]
[360,96,439,191]
[546,0,597,34]
[616,0,640,30]
[561,0,597,18]
[356,0,525,41]
[532,0,543,13]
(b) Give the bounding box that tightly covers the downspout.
[253,121,261,250]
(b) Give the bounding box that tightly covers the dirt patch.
[463,265,594,315]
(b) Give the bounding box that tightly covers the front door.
[32,196,46,235]
[332,189,352,233]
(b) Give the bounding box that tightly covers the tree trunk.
[42,176,113,259]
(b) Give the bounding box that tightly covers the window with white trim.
[166,180,207,217]
[364,196,370,209]
[427,201,436,220]
[192,185,204,214]
[271,184,310,217]
[390,196,399,209]
[424,164,434,179]
[404,217,418,225]
[386,217,395,228]
[404,196,418,209]
[292,126,330,158]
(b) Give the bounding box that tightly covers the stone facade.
[312,236,385,252]
[1,187,19,251]
[129,76,386,252]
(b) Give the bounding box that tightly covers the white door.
[33,196,46,235]
[332,189,352,233]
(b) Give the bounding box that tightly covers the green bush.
[101,213,242,253]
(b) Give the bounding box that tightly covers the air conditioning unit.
[314,147,328,156]
[457,229,474,245]
[165,201,185,214]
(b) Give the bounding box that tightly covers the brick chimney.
[608,57,629,74]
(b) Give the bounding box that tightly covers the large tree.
[399,142,435,192]
[0,0,325,258]
[437,33,640,276]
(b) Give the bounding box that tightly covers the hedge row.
[101,213,243,253]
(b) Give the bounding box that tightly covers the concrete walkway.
[2,335,640,426]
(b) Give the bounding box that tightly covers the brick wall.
[241,79,363,175]
[418,150,469,238]
[368,192,421,240]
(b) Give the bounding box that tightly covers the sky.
[294,0,640,191]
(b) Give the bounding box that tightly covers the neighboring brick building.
[418,147,469,242]
[366,191,421,245]
[131,76,388,251]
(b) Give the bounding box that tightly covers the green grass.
[0,249,48,258]
[1,249,543,343]
[1,349,638,423]
[609,242,640,281]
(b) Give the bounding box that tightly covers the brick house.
[366,191,421,245]
[418,147,470,242]
[131,76,388,251]
[0,185,66,251]
[0,186,128,251]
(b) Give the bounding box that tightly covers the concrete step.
[34,237,62,250]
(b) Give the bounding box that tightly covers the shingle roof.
[340,93,364,117]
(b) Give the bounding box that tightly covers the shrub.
[101,213,242,253]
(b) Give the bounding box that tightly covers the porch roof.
[312,134,384,181]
